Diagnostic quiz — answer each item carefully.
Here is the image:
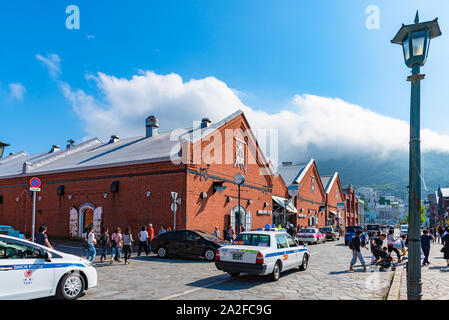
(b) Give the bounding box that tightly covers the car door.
[275,235,293,270]
[182,231,204,257]
[0,237,54,299]
[285,234,301,266]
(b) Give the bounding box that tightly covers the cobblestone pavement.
[52,238,394,300]
[398,242,449,300]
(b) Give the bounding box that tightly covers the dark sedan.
[151,230,229,261]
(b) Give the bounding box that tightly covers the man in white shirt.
[137,226,149,256]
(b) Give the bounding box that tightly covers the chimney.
[66,139,75,149]
[109,135,120,144]
[201,118,211,128]
[282,162,293,167]
[50,145,61,153]
[146,115,159,138]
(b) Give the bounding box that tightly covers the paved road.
[52,237,394,300]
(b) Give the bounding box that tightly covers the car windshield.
[321,228,332,232]
[367,225,380,230]
[233,234,270,247]
[194,230,220,241]
[401,226,408,230]
[346,226,362,233]
[302,229,316,233]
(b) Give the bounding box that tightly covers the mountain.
[313,152,449,200]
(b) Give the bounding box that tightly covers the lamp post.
[392,11,441,300]
[234,173,245,233]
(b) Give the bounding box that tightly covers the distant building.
[358,199,366,226]
[427,192,439,226]
[356,187,378,203]
[437,187,449,226]
[343,185,359,226]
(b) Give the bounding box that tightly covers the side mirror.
[44,251,52,262]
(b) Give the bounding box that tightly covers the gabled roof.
[320,172,339,194]
[276,159,314,185]
[0,110,256,179]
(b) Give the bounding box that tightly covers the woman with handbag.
[99,227,111,263]
[442,228,449,267]
[110,227,123,264]
[85,226,97,263]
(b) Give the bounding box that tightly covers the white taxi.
[215,228,309,281]
[0,235,97,300]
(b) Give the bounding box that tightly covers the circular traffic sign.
[30,177,41,188]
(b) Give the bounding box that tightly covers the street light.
[391,11,441,301]
[234,173,245,233]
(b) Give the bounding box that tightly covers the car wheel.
[203,248,216,261]
[271,261,281,281]
[56,272,85,300]
[299,254,309,271]
[228,272,240,277]
[157,246,168,258]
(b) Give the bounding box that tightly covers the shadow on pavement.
[132,255,211,264]
[428,266,449,272]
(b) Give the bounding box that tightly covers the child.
[400,235,407,257]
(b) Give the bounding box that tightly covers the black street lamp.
[233,173,245,233]
[391,11,441,300]
[0,142,9,158]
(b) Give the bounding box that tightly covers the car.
[215,228,309,281]
[0,234,97,300]
[296,227,326,244]
[151,229,229,261]
[366,224,381,237]
[319,227,340,241]
[400,224,408,236]
[0,225,25,239]
[344,226,367,245]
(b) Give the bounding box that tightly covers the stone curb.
[386,265,404,300]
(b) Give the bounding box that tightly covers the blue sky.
[1,0,449,157]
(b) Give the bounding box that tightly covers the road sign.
[30,187,41,192]
[288,184,299,197]
[337,202,345,210]
[30,177,41,188]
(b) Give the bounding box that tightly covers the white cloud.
[60,70,449,161]
[36,54,61,79]
[8,83,26,100]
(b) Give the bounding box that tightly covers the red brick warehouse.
[0,111,274,239]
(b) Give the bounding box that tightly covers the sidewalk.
[398,242,449,300]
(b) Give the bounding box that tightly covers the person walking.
[387,229,401,262]
[438,226,444,244]
[84,226,97,263]
[35,225,54,249]
[159,225,166,235]
[223,227,229,241]
[213,226,220,239]
[122,227,134,265]
[371,233,386,265]
[421,229,434,266]
[442,228,449,267]
[137,226,149,256]
[349,229,369,272]
[99,227,111,263]
[110,227,123,264]
[228,225,235,241]
[369,231,378,264]
[148,223,155,253]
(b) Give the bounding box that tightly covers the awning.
[272,196,298,214]
[329,210,338,216]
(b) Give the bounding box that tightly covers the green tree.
[405,205,426,225]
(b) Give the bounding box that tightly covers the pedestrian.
[421,229,434,266]
[84,226,97,263]
[369,231,378,264]
[240,224,245,233]
[35,225,54,249]
[213,226,220,239]
[223,227,229,241]
[110,227,123,264]
[167,226,172,232]
[99,227,111,263]
[159,225,166,235]
[349,229,368,272]
[228,225,235,241]
[442,228,449,267]
[399,235,407,257]
[438,226,444,244]
[387,229,401,262]
[122,227,134,265]
[148,223,155,252]
[137,226,149,256]
[371,234,387,265]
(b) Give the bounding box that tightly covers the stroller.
[376,251,397,271]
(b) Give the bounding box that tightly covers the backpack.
[349,238,356,250]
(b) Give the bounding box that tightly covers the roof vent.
[282,162,293,167]
[67,139,75,149]
[201,118,211,128]
[50,145,61,153]
[146,116,159,138]
[109,135,120,144]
